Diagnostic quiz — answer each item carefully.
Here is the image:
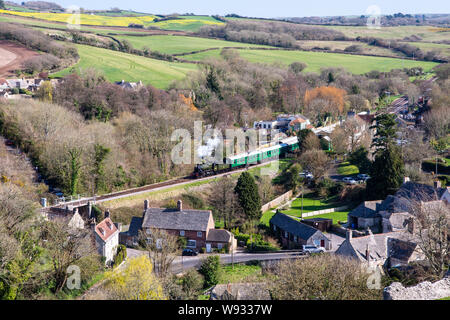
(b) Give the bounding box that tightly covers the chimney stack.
[346,230,353,242]
[104,210,110,219]
[177,200,183,211]
[144,199,149,211]
[434,180,441,189]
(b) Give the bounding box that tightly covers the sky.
[47,0,450,18]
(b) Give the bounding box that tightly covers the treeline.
[358,36,448,62]
[197,20,347,48]
[0,72,202,196]
[176,48,426,129]
[0,22,78,73]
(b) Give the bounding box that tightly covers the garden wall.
[261,190,293,212]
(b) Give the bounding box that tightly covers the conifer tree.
[234,172,262,223]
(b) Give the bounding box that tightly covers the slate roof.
[387,237,418,262]
[206,229,232,242]
[270,212,320,240]
[126,216,143,237]
[142,208,212,232]
[395,182,446,202]
[336,231,416,262]
[349,201,382,218]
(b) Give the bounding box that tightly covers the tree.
[258,175,275,204]
[139,228,180,277]
[269,254,382,300]
[0,1,5,9]
[370,113,397,153]
[181,269,204,299]
[102,255,166,300]
[198,255,221,288]
[366,145,405,200]
[234,172,262,225]
[299,149,330,181]
[348,146,372,174]
[289,62,307,74]
[36,81,53,102]
[67,147,82,196]
[285,163,303,193]
[330,126,348,155]
[208,177,242,229]
[92,144,110,193]
[0,184,41,300]
[411,200,449,278]
[297,129,317,154]
[40,218,94,292]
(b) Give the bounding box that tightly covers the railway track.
[44,159,281,210]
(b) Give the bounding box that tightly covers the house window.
[284,231,288,238]
[197,231,203,237]
[294,236,297,242]
[180,230,185,237]
[217,243,223,250]
[156,239,162,249]
[187,240,196,248]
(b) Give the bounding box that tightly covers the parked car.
[357,174,370,182]
[342,177,358,184]
[182,248,198,256]
[299,171,314,179]
[302,245,325,254]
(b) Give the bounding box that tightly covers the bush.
[198,255,221,288]
[181,269,204,299]
[113,244,127,267]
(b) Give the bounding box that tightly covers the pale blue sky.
[52,0,450,18]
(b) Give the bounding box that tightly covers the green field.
[304,212,349,225]
[323,25,450,42]
[182,48,439,74]
[115,35,270,54]
[52,44,198,89]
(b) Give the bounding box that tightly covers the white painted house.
[94,217,119,266]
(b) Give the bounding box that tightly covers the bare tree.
[299,149,330,181]
[40,218,95,292]
[139,228,180,277]
[411,200,450,278]
[208,176,242,229]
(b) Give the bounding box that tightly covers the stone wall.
[384,276,450,300]
[261,190,293,212]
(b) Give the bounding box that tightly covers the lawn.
[337,161,359,176]
[280,194,343,217]
[115,35,270,55]
[260,210,276,227]
[52,44,198,89]
[304,211,349,225]
[182,48,439,74]
[219,263,266,284]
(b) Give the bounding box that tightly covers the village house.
[122,200,236,252]
[115,80,144,90]
[94,215,120,266]
[253,114,312,133]
[335,230,423,269]
[348,181,448,233]
[270,212,331,250]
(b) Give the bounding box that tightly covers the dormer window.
[99,227,105,236]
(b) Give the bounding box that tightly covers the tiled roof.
[270,212,321,240]
[95,217,119,242]
[142,208,212,232]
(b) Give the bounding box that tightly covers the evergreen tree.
[348,146,371,174]
[234,172,262,223]
[370,113,397,153]
[366,145,405,200]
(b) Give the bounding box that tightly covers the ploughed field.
[51,44,198,89]
[0,40,40,77]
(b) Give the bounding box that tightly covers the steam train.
[193,136,299,178]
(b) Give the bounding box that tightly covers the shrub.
[181,269,204,299]
[198,255,221,288]
[113,244,127,267]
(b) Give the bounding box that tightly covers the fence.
[261,190,293,212]
[300,205,350,218]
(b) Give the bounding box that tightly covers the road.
[126,248,308,274]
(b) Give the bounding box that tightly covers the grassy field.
[297,40,405,58]
[182,48,439,74]
[337,162,359,176]
[280,195,342,217]
[52,44,198,89]
[115,35,270,54]
[219,264,266,284]
[323,25,450,42]
[0,10,224,31]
